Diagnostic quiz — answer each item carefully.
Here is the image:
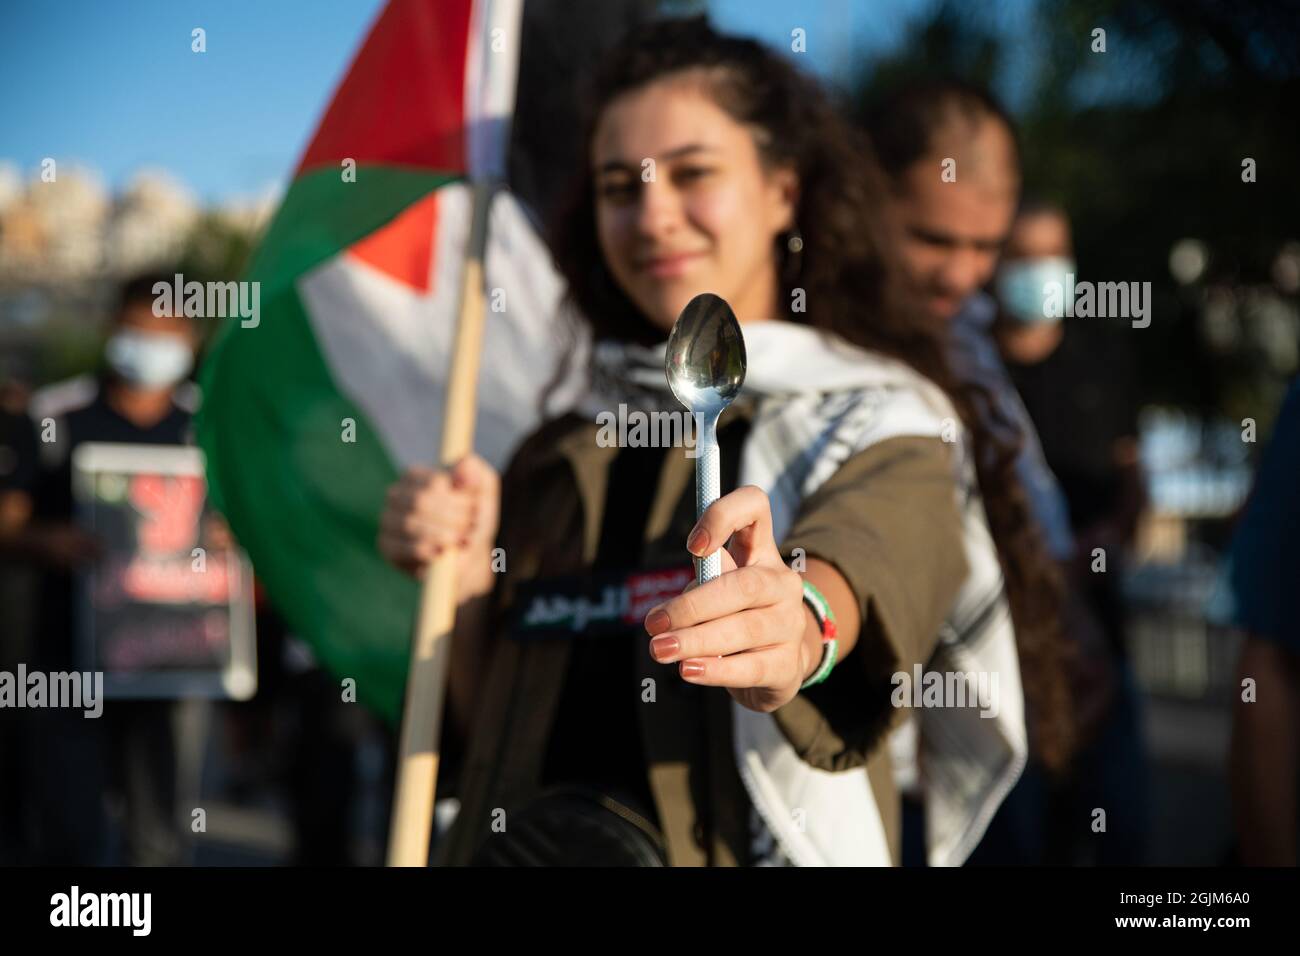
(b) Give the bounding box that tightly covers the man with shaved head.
[867,77,1074,575]
[868,82,1152,866]
[869,80,1022,322]
[867,81,1083,865]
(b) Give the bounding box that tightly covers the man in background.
[866,81,1131,864]
[12,271,200,865]
[10,273,377,865]
[866,80,1076,561]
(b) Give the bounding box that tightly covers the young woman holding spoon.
[378,16,1071,866]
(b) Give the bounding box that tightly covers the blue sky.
[1,0,387,203]
[0,0,984,204]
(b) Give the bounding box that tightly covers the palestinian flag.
[197,0,577,723]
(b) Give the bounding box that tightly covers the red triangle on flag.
[346,190,440,293]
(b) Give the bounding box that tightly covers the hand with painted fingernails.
[643,485,817,713]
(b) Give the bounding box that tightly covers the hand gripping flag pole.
[388,0,524,868]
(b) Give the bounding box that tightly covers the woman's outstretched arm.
[643,435,969,760]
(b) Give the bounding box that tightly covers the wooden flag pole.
[387,179,493,867]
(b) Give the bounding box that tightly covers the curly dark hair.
[546,15,1074,770]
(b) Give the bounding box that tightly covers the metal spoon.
[664,292,747,584]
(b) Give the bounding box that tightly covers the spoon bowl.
[665,293,747,420]
[664,292,747,584]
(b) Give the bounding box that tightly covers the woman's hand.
[377,454,500,602]
[643,485,819,713]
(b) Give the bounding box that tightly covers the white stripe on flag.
[299,184,588,474]
[465,0,526,181]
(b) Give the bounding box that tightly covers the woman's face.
[592,73,798,334]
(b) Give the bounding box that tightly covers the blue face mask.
[105,330,194,388]
[996,256,1076,325]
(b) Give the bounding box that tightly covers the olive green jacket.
[435,400,968,866]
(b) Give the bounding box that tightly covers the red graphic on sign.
[129,474,205,555]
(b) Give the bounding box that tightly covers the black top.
[31,381,192,525]
[1004,324,1139,532]
[531,407,750,845]
[538,441,670,823]
[28,379,193,670]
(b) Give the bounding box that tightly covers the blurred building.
[0,165,274,288]
[0,165,111,280]
[103,170,201,275]
[0,164,273,390]
[0,162,21,213]
[41,170,112,276]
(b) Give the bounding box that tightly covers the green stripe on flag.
[248,165,457,297]
[198,164,463,722]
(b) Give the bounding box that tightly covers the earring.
[781,228,804,285]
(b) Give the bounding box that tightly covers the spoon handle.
[695,416,722,584]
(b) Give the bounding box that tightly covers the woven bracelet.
[799,580,839,690]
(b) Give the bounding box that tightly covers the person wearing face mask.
[995,201,1150,865]
[996,245,1076,335]
[996,202,1146,645]
[23,271,201,583]
[10,271,201,865]
[10,274,383,867]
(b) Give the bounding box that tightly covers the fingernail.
[680,660,705,678]
[645,607,670,635]
[650,635,679,661]
[686,527,709,555]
